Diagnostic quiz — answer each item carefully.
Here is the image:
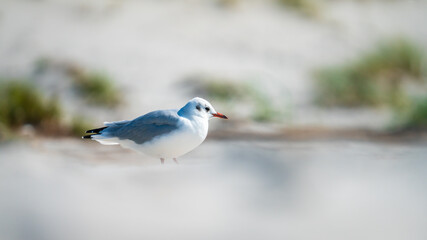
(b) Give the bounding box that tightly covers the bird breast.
[133,117,208,158]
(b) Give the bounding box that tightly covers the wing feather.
[108,110,181,144]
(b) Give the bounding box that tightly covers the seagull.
[82,97,228,164]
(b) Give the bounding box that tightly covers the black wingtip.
[85,126,107,134]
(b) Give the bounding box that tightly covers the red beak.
[212,112,228,119]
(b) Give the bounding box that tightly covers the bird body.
[83,97,227,163]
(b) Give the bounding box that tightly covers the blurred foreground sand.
[0,138,426,240]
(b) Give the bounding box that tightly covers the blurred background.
[1,0,427,239]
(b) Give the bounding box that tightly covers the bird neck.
[178,106,209,139]
[190,116,209,139]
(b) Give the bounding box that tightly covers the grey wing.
[104,120,131,127]
[111,110,181,144]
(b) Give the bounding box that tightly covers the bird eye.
[205,107,210,112]
[196,105,201,111]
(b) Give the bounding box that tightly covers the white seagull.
[83,97,228,164]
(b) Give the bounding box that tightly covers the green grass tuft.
[0,80,61,133]
[393,96,427,131]
[185,76,246,102]
[276,0,319,17]
[0,79,97,139]
[314,38,426,108]
[70,117,94,137]
[247,84,280,122]
[404,97,427,130]
[0,122,16,142]
[216,0,240,8]
[185,76,285,123]
[68,67,121,107]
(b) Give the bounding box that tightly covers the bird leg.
[160,158,165,164]
[173,158,179,164]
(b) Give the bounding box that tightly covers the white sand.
[1,138,426,240]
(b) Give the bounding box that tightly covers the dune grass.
[0,79,97,140]
[404,97,427,130]
[216,0,240,8]
[276,0,319,17]
[314,38,427,131]
[393,96,427,131]
[0,80,61,132]
[34,58,122,107]
[186,76,246,102]
[246,84,280,122]
[185,75,282,122]
[70,116,94,137]
[67,66,121,107]
[0,122,16,142]
[314,38,425,108]
[0,59,121,140]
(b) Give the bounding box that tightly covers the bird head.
[179,97,228,120]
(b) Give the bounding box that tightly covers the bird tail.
[82,127,108,139]
[82,120,130,145]
[82,127,118,145]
